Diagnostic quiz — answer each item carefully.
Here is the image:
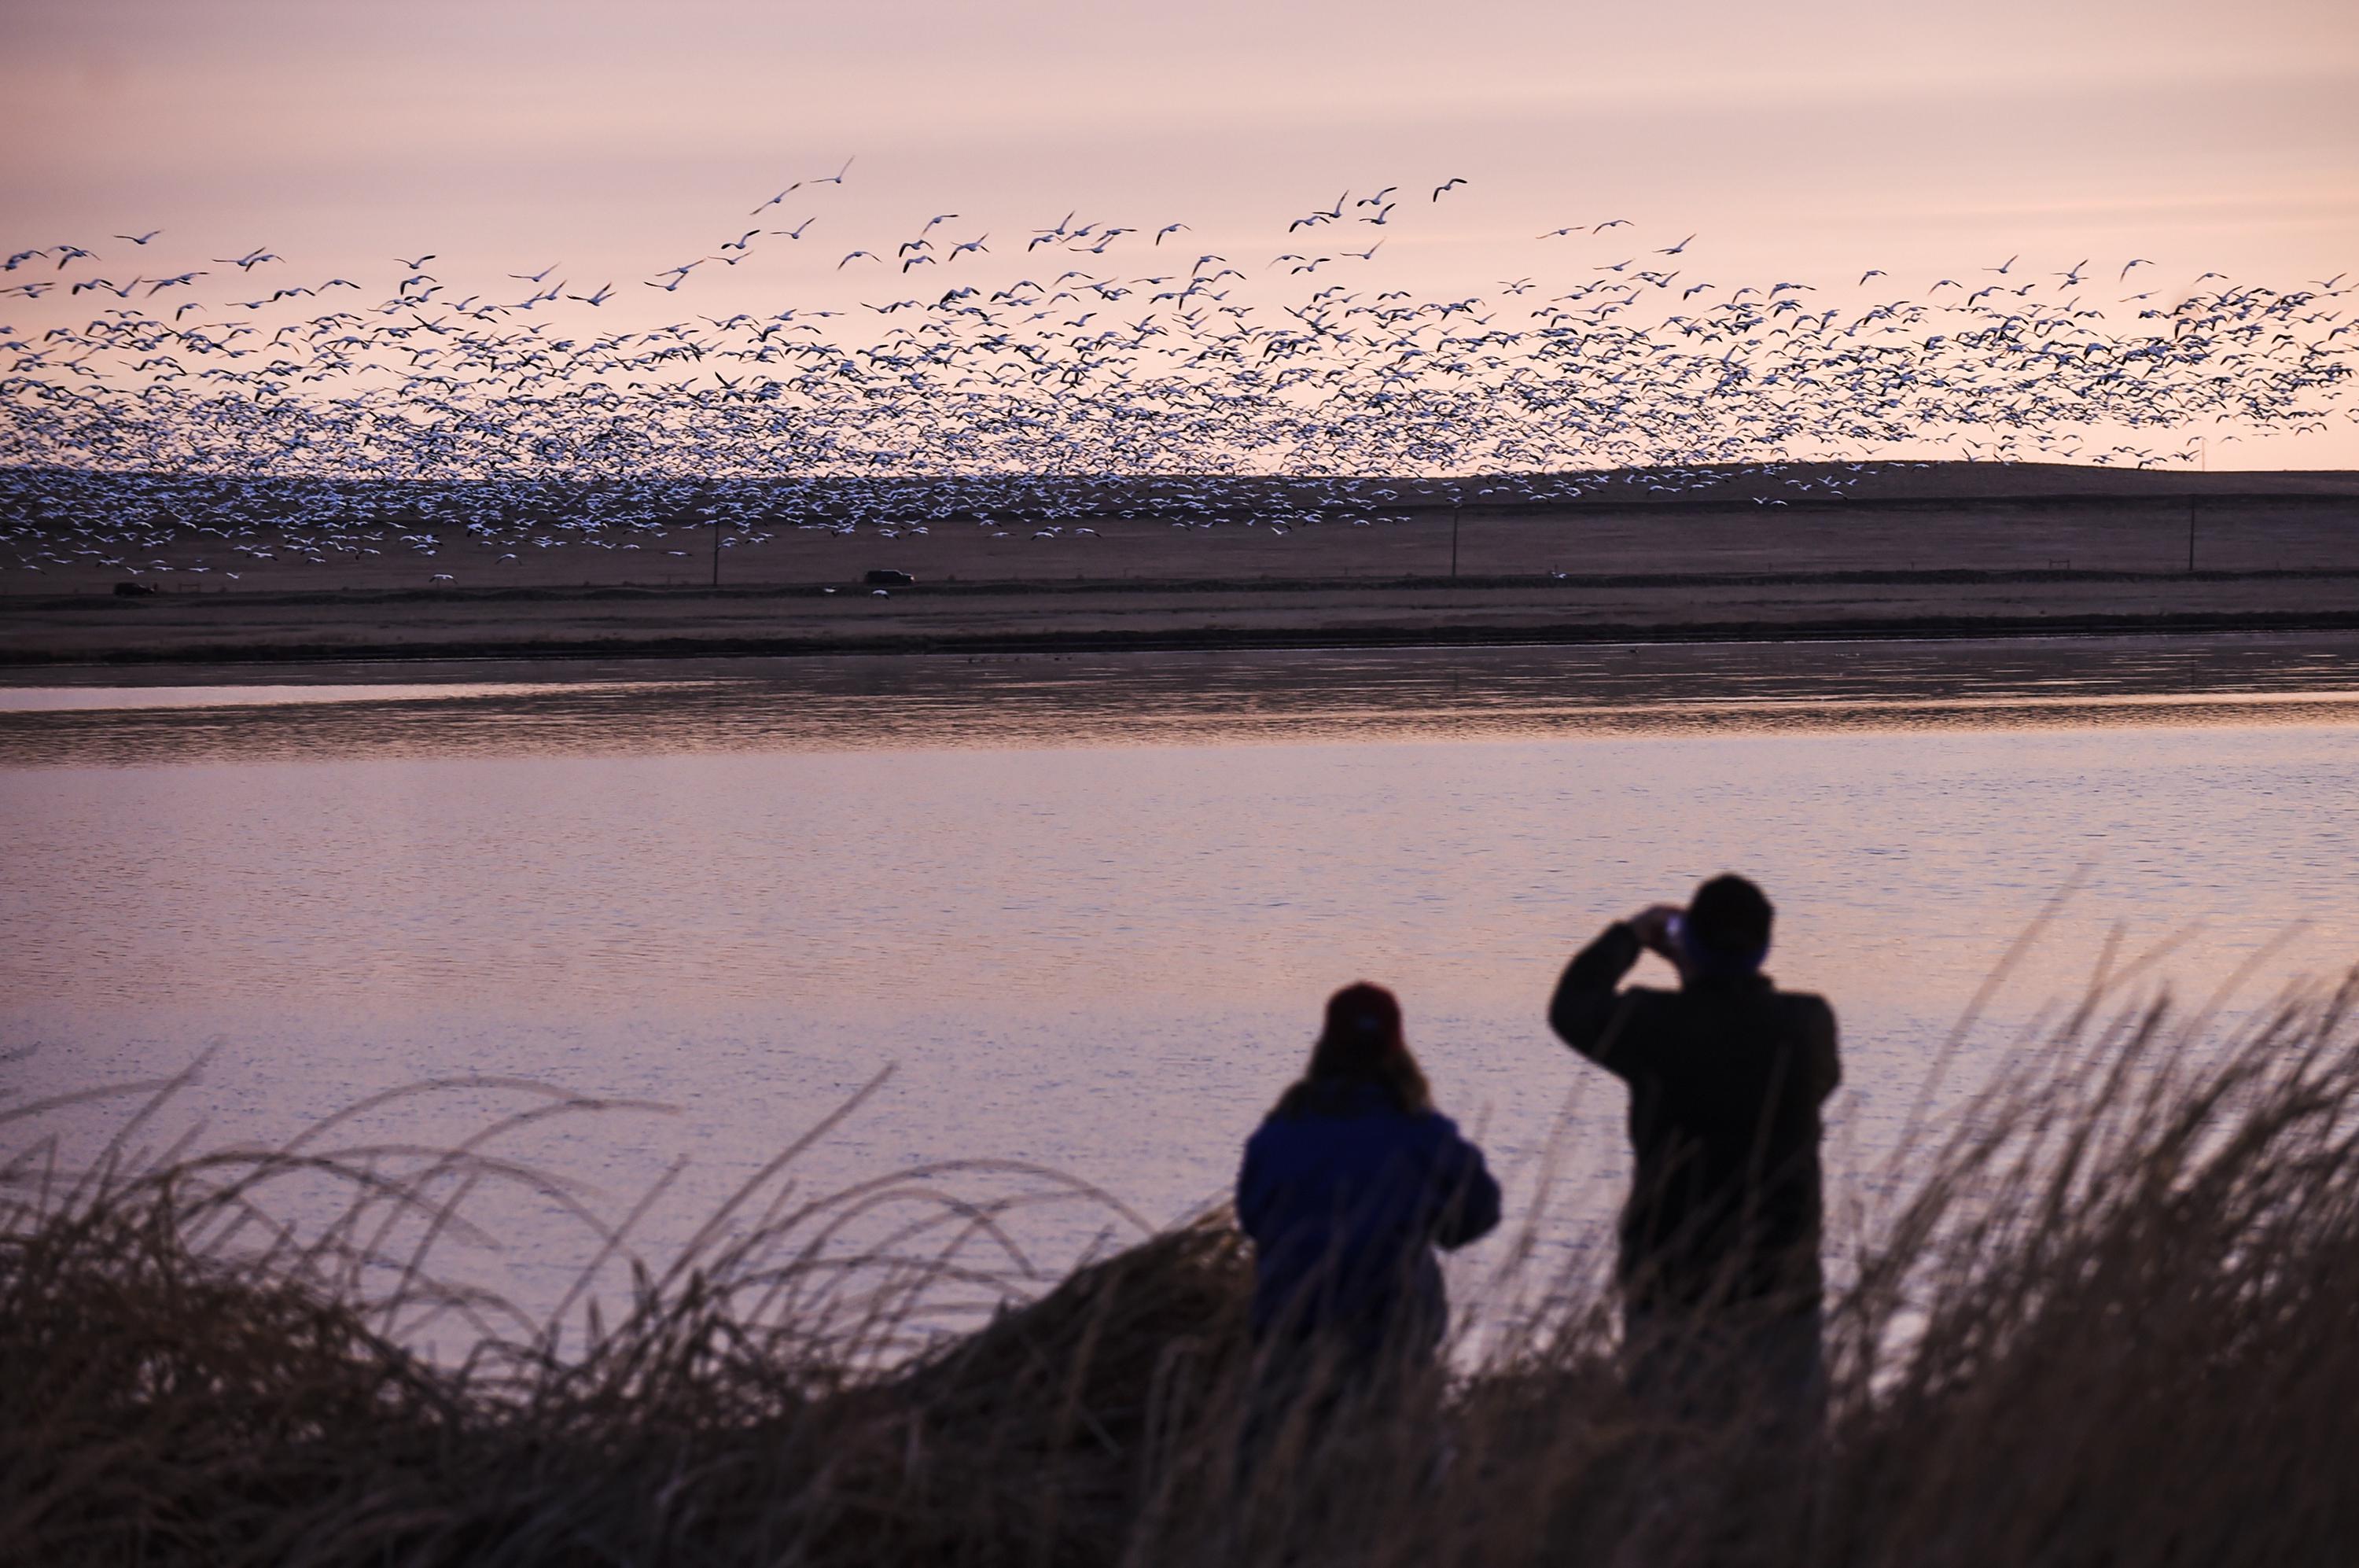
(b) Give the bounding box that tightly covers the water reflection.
[5,635,2357,1335]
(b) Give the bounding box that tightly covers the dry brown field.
[4,464,2356,664]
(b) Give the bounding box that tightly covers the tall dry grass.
[6,970,2359,1566]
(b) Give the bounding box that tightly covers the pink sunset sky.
[4,0,2356,467]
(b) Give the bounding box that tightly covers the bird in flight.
[756,158,853,212]
[114,230,162,245]
[1029,212,1077,251]
[1289,195,1347,232]
[1431,178,1468,201]
[798,156,854,190]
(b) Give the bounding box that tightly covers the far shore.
[5,464,2355,667]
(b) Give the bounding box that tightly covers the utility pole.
[2188,435,2205,572]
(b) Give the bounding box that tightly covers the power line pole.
[2188,436,2205,572]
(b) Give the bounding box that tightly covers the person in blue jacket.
[1236,982,1502,1382]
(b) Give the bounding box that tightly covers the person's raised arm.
[1548,917,1652,1069]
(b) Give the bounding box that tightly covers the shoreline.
[9,602,2359,672]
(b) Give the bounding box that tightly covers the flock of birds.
[2,161,2354,577]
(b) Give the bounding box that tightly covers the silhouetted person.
[1548,874,1840,1428]
[1237,982,1500,1434]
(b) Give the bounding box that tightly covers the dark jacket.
[1237,1081,1501,1359]
[1548,922,1840,1313]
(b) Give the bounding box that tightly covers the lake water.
[6,634,2359,1342]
